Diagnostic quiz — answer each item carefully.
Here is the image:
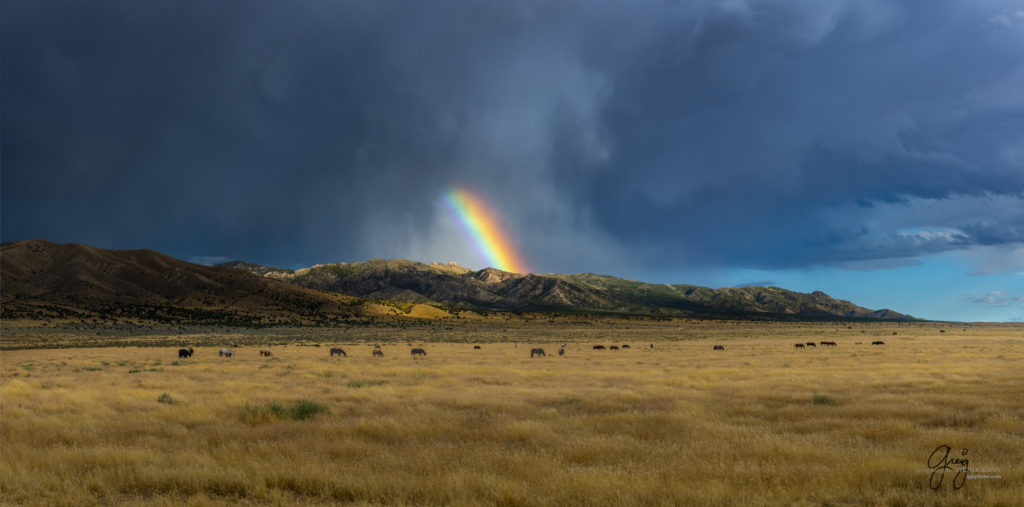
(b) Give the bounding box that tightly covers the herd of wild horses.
[791,340,884,350]
[176,339,887,359]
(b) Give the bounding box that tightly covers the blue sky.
[688,254,1024,322]
[3,0,1023,321]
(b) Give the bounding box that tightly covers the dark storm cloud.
[3,0,484,265]
[3,0,1023,273]
[576,0,1024,269]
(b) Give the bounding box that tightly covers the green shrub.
[347,380,386,388]
[811,394,837,406]
[239,400,326,424]
[157,393,175,405]
[289,400,327,420]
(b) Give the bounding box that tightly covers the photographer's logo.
[927,445,968,490]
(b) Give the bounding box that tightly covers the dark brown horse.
[178,347,194,358]
[330,348,347,357]
[610,345,619,351]
[593,345,605,350]
[411,348,427,357]
[531,348,546,358]
[794,343,805,350]
[872,341,886,346]
[372,349,384,358]
[713,345,725,351]
[259,350,272,357]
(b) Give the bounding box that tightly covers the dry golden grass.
[2,321,1022,505]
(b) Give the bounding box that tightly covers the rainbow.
[442,187,529,273]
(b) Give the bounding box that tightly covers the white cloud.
[964,291,1024,306]
[959,244,1024,276]
[897,228,965,242]
[989,10,1024,28]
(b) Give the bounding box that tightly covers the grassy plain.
[1,319,1022,505]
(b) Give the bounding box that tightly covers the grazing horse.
[473,345,482,350]
[593,345,606,350]
[805,342,816,347]
[713,345,725,351]
[259,350,272,357]
[822,341,837,347]
[330,348,347,357]
[219,348,233,357]
[531,348,546,358]
[372,349,384,358]
[411,348,427,357]
[558,348,565,356]
[610,345,620,351]
[178,347,193,358]
[872,341,886,346]
[794,343,805,350]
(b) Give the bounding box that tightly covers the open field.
[2,320,1022,505]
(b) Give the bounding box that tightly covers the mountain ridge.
[1,239,407,325]
[222,257,916,320]
[0,239,915,323]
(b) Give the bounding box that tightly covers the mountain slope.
[0,239,389,324]
[0,239,914,322]
[224,258,915,320]
[556,273,906,318]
